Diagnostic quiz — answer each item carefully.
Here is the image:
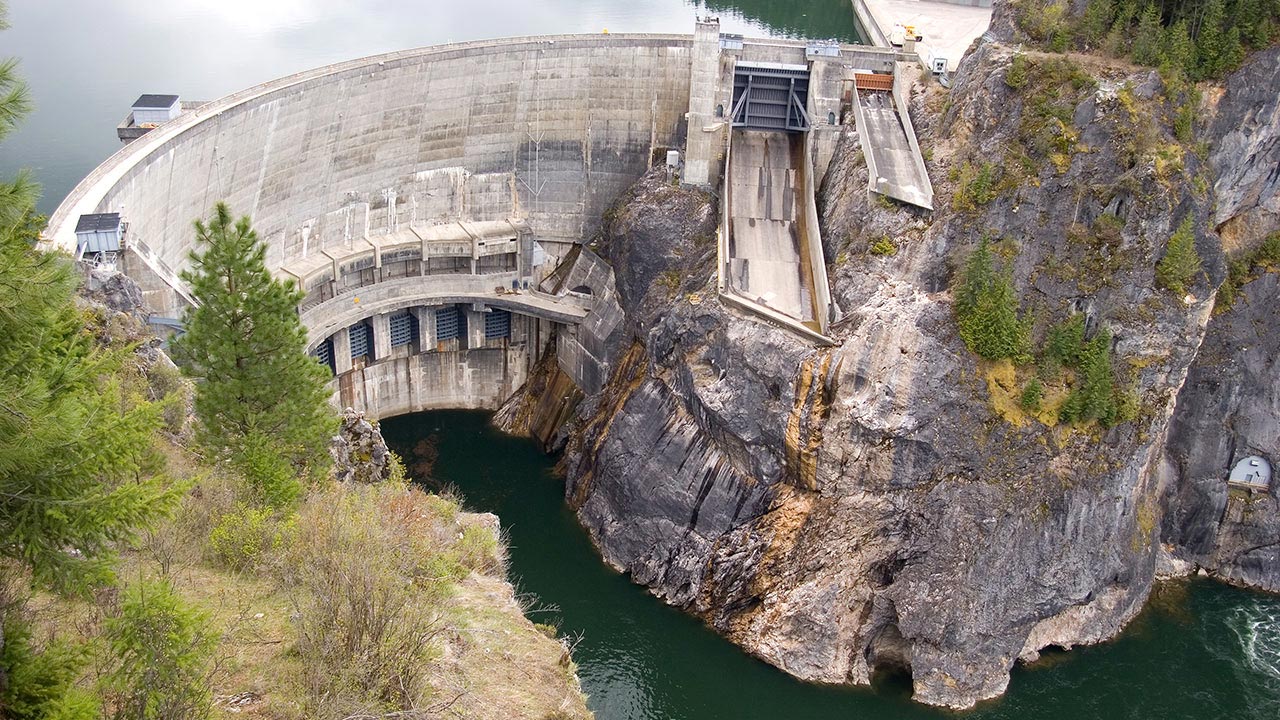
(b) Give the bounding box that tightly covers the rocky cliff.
[538,33,1280,710]
[1159,47,1280,592]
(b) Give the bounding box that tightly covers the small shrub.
[1156,216,1202,296]
[1020,378,1044,412]
[207,504,292,571]
[953,162,998,212]
[456,524,502,574]
[281,484,454,715]
[869,236,898,256]
[102,579,216,720]
[1005,55,1029,89]
[231,434,303,508]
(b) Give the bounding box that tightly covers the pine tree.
[1059,328,1120,426]
[1163,20,1199,81]
[1080,0,1119,47]
[102,579,215,720]
[2,7,179,711]
[172,203,335,491]
[0,16,175,596]
[1156,216,1203,296]
[954,238,1029,361]
[1196,0,1227,78]
[1132,4,1166,65]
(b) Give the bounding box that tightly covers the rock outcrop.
[534,34,1280,710]
[330,407,394,484]
[1208,47,1280,251]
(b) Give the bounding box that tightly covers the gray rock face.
[330,407,394,484]
[1162,272,1280,590]
[557,38,1265,710]
[1209,47,1280,250]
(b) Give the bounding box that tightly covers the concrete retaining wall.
[336,345,532,418]
[48,34,696,298]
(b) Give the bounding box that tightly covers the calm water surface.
[0,0,863,215]
[383,410,1280,720]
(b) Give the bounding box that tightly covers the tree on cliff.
[172,203,335,501]
[954,238,1030,362]
[1156,216,1202,297]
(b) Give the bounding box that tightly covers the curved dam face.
[47,33,693,417]
[48,24,880,419]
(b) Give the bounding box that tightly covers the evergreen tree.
[0,15,174,598]
[1196,0,1228,77]
[1156,216,1203,296]
[954,238,1030,361]
[1132,4,1166,65]
[172,203,335,490]
[1163,20,1199,80]
[1080,0,1119,46]
[1059,328,1120,426]
[102,579,215,720]
[1,7,179,713]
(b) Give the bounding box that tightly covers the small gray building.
[1228,456,1272,490]
[75,213,122,259]
[131,94,180,125]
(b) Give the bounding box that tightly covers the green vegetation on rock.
[954,238,1030,361]
[1217,231,1280,311]
[1156,216,1203,297]
[1015,0,1277,80]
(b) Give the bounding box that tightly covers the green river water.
[382,411,1280,720]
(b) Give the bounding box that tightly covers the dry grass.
[27,442,593,720]
[983,359,1071,427]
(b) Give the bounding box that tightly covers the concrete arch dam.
[45,26,919,418]
[43,33,699,417]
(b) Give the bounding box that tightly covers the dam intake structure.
[44,21,931,419]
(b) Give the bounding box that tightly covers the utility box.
[131,94,180,125]
[74,213,122,257]
[666,150,681,169]
[924,49,948,75]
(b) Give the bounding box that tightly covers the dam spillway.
[45,22,925,419]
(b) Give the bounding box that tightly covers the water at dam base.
[382,410,1280,720]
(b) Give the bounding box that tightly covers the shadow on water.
[381,410,1280,720]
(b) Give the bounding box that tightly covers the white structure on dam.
[45,23,923,419]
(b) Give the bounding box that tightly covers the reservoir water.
[5,1,1279,716]
[382,411,1280,720]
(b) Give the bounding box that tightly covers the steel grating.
[731,62,811,133]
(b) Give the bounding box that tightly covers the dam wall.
[48,27,906,418]
[47,34,698,316]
